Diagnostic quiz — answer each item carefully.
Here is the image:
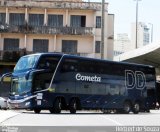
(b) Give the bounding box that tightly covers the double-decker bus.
[1,53,156,114]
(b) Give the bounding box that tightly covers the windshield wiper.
[21,91,30,96]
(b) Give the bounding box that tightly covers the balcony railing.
[0,24,94,35]
[61,52,97,58]
[0,49,26,62]
[1,0,107,11]
[0,50,101,62]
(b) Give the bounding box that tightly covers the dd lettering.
[125,70,146,89]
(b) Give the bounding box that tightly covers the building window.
[70,15,86,27]
[29,14,44,26]
[9,13,25,26]
[114,51,124,56]
[96,16,101,28]
[0,13,6,24]
[33,39,48,53]
[62,40,77,53]
[143,33,150,45]
[48,15,63,27]
[95,41,101,53]
[3,38,19,51]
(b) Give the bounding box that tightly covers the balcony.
[0,49,26,62]
[0,24,94,35]
[1,0,107,11]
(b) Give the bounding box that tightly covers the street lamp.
[101,0,105,59]
[134,0,141,49]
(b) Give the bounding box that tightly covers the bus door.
[33,71,52,108]
[33,55,61,108]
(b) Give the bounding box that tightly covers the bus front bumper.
[8,96,35,109]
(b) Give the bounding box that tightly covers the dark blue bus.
[2,53,156,114]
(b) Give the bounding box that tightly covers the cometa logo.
[75,73,101,82]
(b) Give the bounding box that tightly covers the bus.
[1,53,156,114]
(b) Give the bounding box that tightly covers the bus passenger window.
[37,56,60,71]
[119,86,125,95]
[61,64,69,72]
[34,79,43,91]
[38,60,46,69]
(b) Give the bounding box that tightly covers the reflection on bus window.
[14,55,39,72]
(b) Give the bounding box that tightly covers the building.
[114,33,131,56]
[114,22,152,57]
[131,22,150,49]
[0,0,114,71]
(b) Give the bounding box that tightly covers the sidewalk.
[0,110,20,124]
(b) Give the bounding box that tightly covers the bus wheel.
[133,102,140,114]
[49,108,55,114]
[123,101,131,114]
[146,109,150,113]
[54,99,61,114]
[70,99,77,114]
[34,109,41,114]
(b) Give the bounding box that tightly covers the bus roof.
[23,53,154,69]
[63,54,154,69]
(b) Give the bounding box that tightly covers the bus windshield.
[14,55,40,72]
[11,77,32,95]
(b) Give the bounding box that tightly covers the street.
[0,110,160,125]
[1,110,160,126]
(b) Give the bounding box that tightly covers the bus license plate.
[14,104,19,108]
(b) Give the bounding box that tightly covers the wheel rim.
[56,99,61,113]
[73,101,76,109]
[124,103,130,113]
[134,103,140,112]
[70,100,77,113]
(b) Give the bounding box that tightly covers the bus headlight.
[25,102,31,106]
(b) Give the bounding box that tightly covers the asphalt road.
[1,110,160,132]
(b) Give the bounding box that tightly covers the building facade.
[0,0,114,66]
[114,33,131,56]
[131,22,150,49]
[114,22,152,57]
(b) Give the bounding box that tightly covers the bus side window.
[61,64,68,73]
[37,56,59,71]
[33,79,43,91]
[38,59,46,69]
[61,64,77,72]
[33,74,50,91]
[61,58,78,73]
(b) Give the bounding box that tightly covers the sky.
[87,0,160,43]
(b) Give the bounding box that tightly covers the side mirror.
[0,72,12,84]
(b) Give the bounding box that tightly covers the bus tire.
[123,101,131,114]
[34,109,41,114]
[145,109,150,112]
[133,102,140,114]
[49,108,55,114]
[69,99,77,114]
[54,99,61,114]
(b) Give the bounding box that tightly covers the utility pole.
[101,0,105,59]
[134,0,141,49]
